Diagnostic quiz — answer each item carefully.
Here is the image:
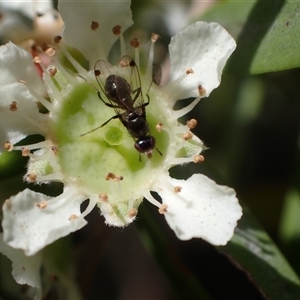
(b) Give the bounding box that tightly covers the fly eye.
[134,136,156,153]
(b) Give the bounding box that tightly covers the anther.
[114,175,123,181]
[186,68,194,74]
[105,172,116,180]
[198,85,206,97]
[91,21,99,30]
[4,141,13,151]
[187,119,197,129]
[36,201,47,209]
[128,208,138,218]
[94,69,101,77]
[112,25,121,35]
[48,67,57,77]
[19,80,26,84]
[130,37,140,48]
[45,47,56,57]
[53,35,62,44]
[9,101,17,111]
[151,33,161,42]
[156,122,163,132]
[68,214,78,220]
[193,155,205,163]
[51,146,58,154]
[27,173,37,182]
[99,193,108,202]
[33,56,42,64]
[182,132,193,140]
[174,186,182,193]
[158,205,168,214]
[21,148,30,157]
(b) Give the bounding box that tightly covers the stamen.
[187,118,198,129]
[13,140,51,151]
[173,95,201,119]
[182,132,193,140]
[198,85,207,97]
[48,66,57,77]
[57,39,87,75]
[130,37,140,68]
[174,186,182,193]
[193,155,204,163]
[53,35,62,44]
[156,122,163,132]
[91,21,99,30]
[146,33,160,80]
[36,201,47,209]
[68,214,78,220]
[9,101,17,111]
[99,193,108,202]
[158,204,168,214]
[143,190,163,209]
[4,141,13,151]
[26,84,53,112]
[26,173,37,183]
[22,148,30,157]
[112,25,126,56]
[128,208,138,218]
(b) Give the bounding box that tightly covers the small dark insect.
[80,55,162,159]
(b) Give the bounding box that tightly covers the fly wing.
[94,59,126,120]
[118,55,145,112]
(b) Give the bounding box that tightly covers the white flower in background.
[0,0,242,297]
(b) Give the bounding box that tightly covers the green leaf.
[221,206,300,299]
[200,0,300,74]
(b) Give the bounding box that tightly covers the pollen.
[158,204,168,214]
[36,201,47,209]
[99,193,108,202]
[21,148,30,157]
[112,25,122,35]
[91,21,99,30]
[9,101,17,111]
[182,132,193,140]
[33,56,42,64]
[187,118,197,129]
[53,35,62,44]
[26,173,37,182]
[130,37,140,48]
[51,146,58,154]
[4,141,13,151]
[45,47,56,57]
[186,68,194,74]
[193,155,205,163]
[151,33,160,42]
[174,186,182,193]
[105,172,116,180]
[128,208,138,218]
[198,85,206,97]
[156,122,163,132]
[48,67,57,77]
[68,214,78,220]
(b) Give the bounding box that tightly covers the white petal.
[0,233,42,300]
[0,0,53,19]
[0,42,48,152]
[58,0,133,66]
[2,187,88,256]
[169,22,236,99]
[153,174,242,245]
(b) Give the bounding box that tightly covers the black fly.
[80,55,162,159]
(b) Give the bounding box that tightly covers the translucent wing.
[118,55,145,110]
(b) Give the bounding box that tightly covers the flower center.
[51,79,168,201]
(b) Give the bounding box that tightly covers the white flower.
[0,1,242,297]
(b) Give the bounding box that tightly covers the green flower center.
[52,82,168,199]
